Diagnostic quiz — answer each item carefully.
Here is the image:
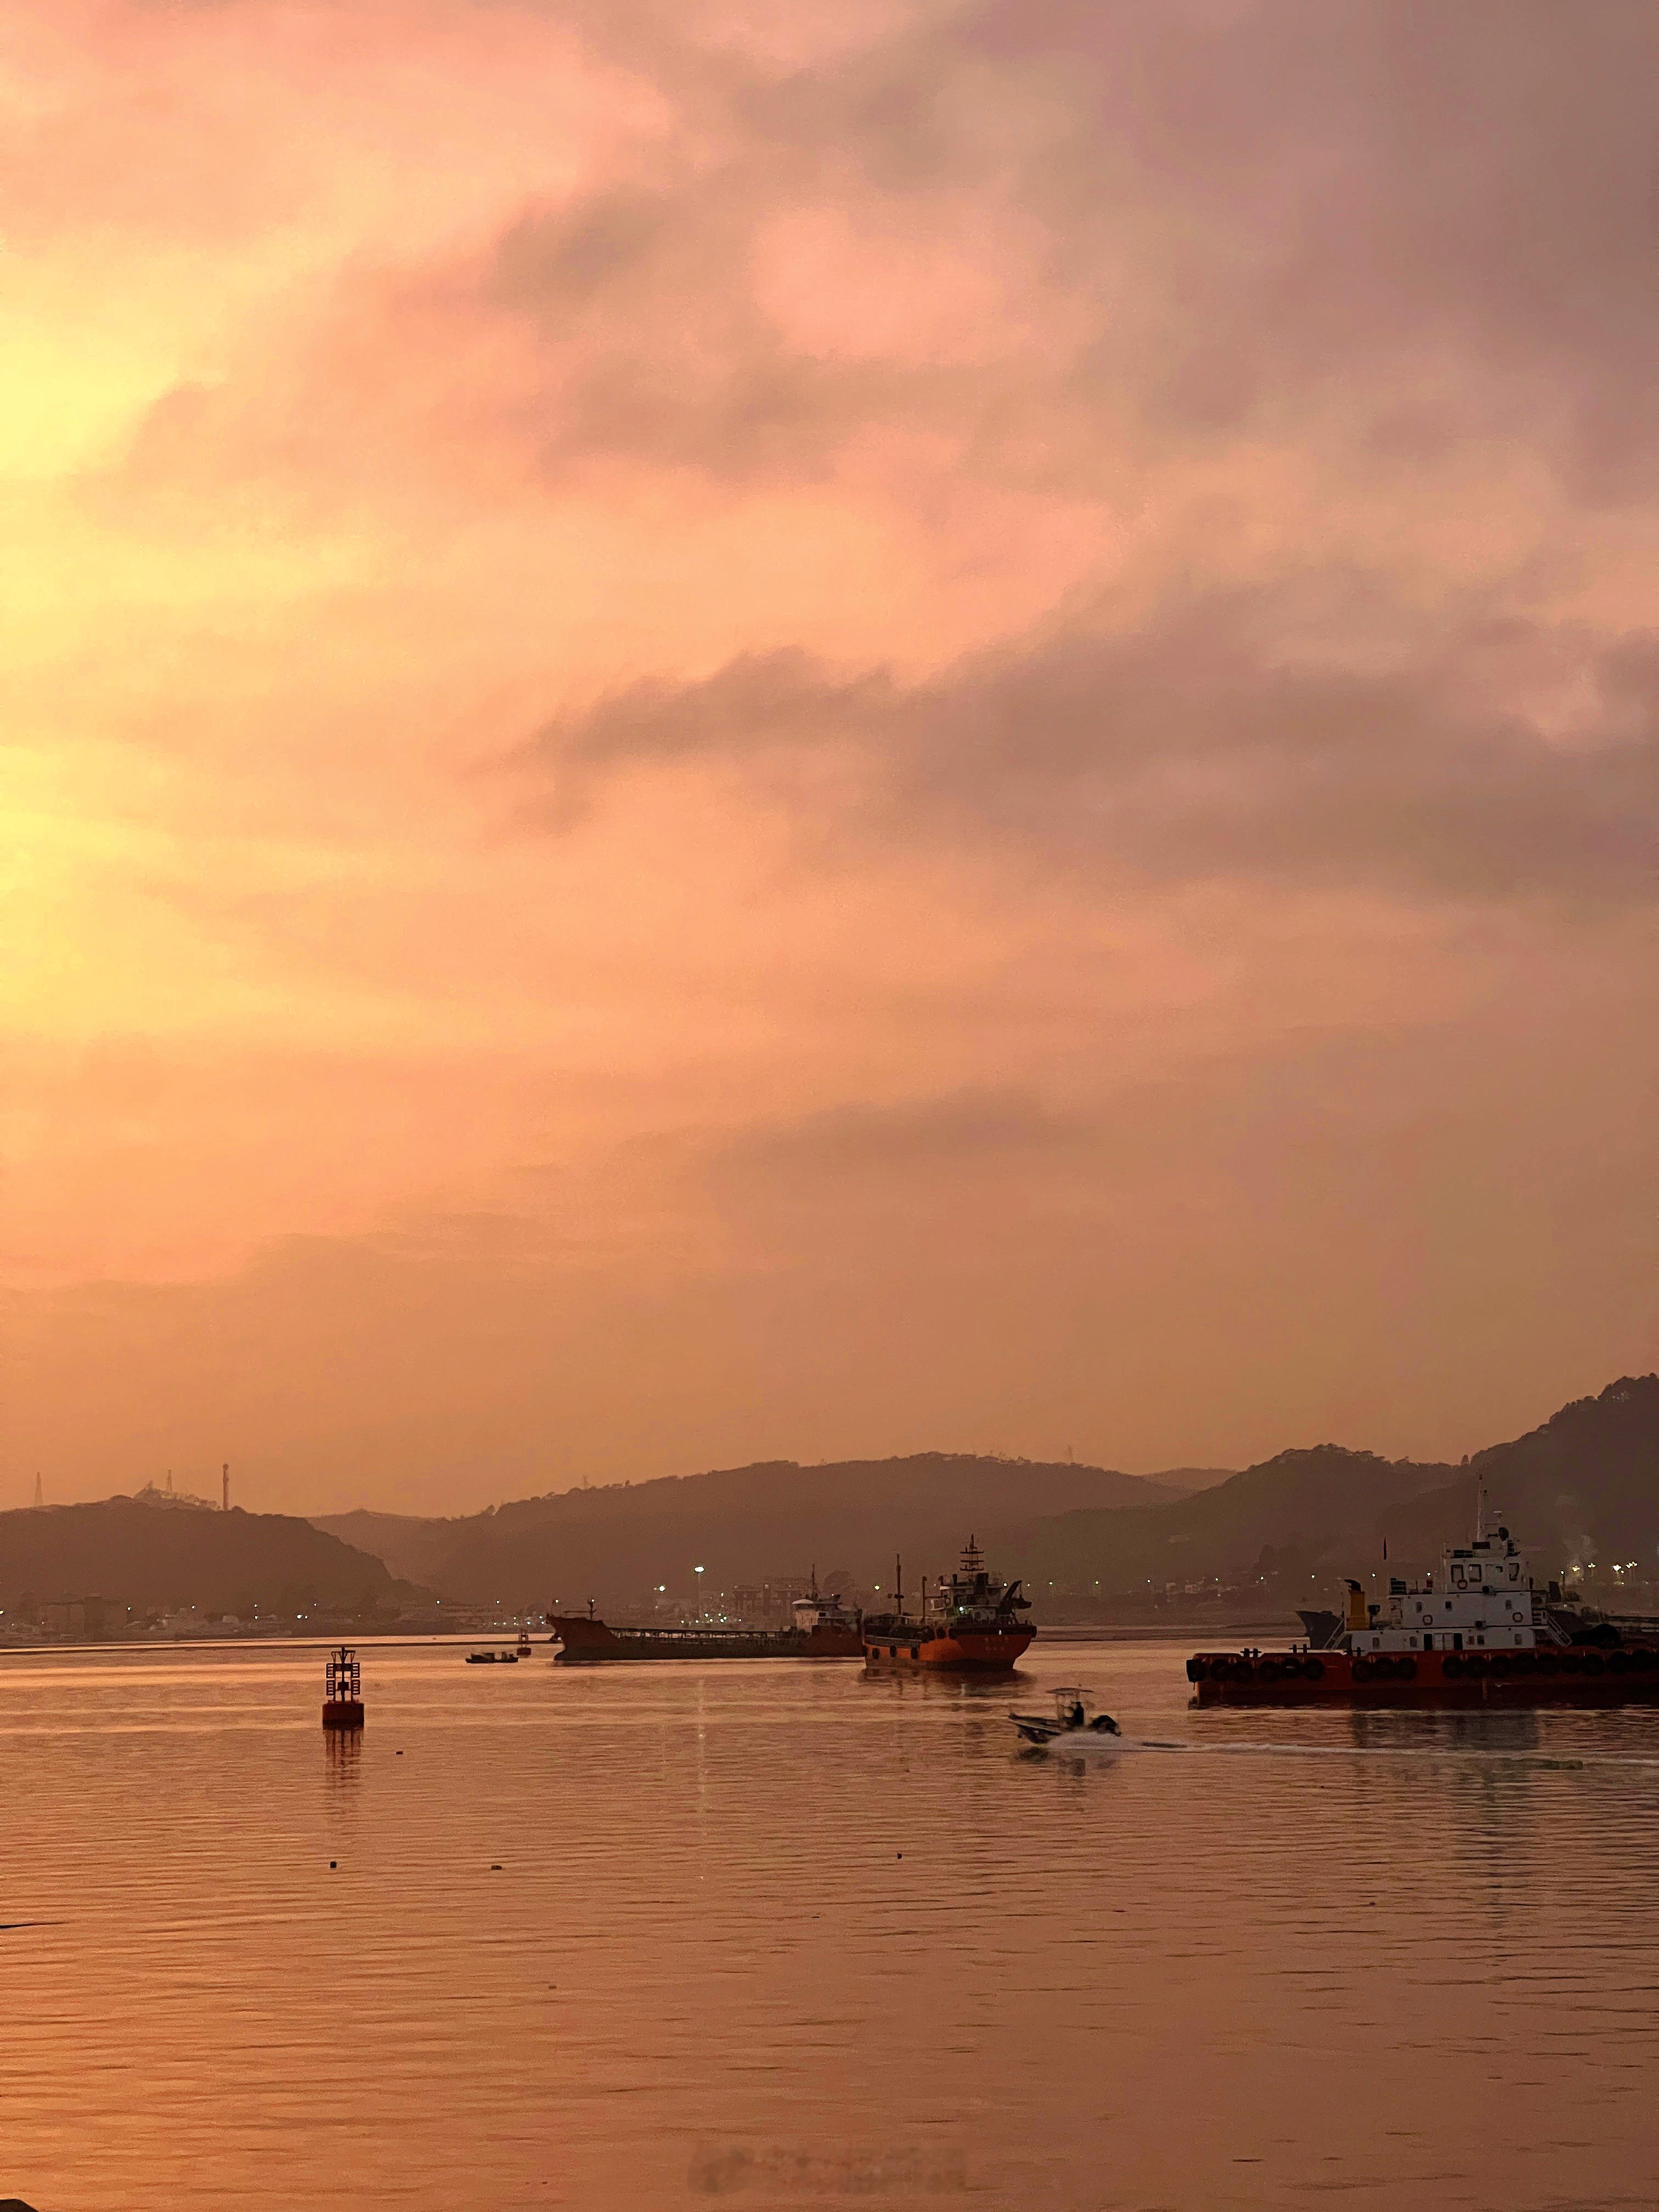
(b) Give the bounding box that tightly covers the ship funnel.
[1344,1578,1367,1631]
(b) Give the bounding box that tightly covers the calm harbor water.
[2,1636,1658,2211]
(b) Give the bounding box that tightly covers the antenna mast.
[222,1463,230,1513]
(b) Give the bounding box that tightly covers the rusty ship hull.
[1188,1644,1659,1706]
[862,1626,1035,1673]
[550,1616,862,1663]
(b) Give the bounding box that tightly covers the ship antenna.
[895,1553,904,1622]
[1476,1472,1487,1542]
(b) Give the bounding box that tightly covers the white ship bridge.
[1346,1503,1554,1657]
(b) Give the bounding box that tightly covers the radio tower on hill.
[32,1471,42,1509]
[222,1463,230,1512]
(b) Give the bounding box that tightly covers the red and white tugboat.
[1188,1498,1659,1706]
[863,1536,1035,1673]
[322,1645,364,1730]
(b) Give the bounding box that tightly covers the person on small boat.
[1069,1697,1086,1728]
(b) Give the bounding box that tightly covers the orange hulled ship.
[862,1537,1035,1673]
[1188,1496,1659,1706]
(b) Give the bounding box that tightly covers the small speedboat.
[1010,1685,1122,1747]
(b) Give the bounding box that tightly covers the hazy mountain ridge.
[1018,1376,1659,1600]
[1011,1445,1457,1598]
[1143,1466,1237,1495]
[315,1453,1183,1607]
[308,1510,461,1588]
[1363,1375,1659,1581]
[316,1378,1659,1615]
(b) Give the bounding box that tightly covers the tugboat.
[862,1536,1035,1673]
[1188,1493,1659,1706]
[321,1645,364,1730]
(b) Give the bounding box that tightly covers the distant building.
[130,1480,215,1511]
[731,1577,815,1627]
[40,1595,123,1640]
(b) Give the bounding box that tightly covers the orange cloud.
[5,0,1656,1507]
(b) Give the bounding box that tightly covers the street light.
[693,1565,704,1617]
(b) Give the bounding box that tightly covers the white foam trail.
[1087,1740,1659,1768]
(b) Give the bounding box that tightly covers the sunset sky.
[6,0,1656,1513]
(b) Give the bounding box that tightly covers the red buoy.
[323,1644,364,1730]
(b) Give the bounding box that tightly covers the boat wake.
[1202,1742,1659,1768]
[1013,1683,1659,1769]
[1022,1734,1188,1759]
[1024,1738,1659,1769]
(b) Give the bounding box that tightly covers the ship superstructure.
[1187,1492,1659,1705]
[1343,1497,1542,1657]
[862,1536,1035,1673]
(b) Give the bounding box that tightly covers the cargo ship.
[862,1536,1035,1673]
[1188,1498,1659,1706]
[551,1584,862,1663]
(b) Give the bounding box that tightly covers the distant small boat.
[466,1650,519,1665]
[515,1629,533,1658]
[1009,1685,1184,1757]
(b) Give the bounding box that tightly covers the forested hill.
[313,1377,1659,1615]
[1012,1376,1659,1600]
[0,1499,415,1619]
[315,1453,1185,1607]
[1009,1444,1455,1599]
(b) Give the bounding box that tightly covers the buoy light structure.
[323,1644,364,1730]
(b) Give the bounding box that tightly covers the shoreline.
[0,1619,1304,1658]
